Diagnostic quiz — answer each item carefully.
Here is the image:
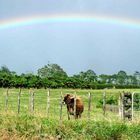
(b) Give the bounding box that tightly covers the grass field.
[0,88,140,139]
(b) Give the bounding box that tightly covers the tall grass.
[0,115,140,139]
[0,88,140,139]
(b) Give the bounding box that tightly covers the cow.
[63,94,84,120]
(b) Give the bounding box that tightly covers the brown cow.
[63,94,84,120]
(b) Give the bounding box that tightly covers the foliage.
[38,63,67,79]
[0,64,140,89]
[97,95,118,108]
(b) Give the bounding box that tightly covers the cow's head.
[63,94,74,105]
[63,94,75,115]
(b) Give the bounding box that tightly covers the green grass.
[0,115,140,140]
[0,88,140,139]
[0,88,139,120]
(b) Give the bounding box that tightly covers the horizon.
[0,64,138,76]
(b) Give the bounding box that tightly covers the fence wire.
[0,88,139,121]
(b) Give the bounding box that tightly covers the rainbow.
[0,14,140,30]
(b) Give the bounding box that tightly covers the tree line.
[0,64,140,89]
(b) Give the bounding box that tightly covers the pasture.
[0,88,140,139]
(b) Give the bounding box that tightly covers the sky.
[0,0,140,75]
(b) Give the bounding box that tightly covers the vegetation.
[1,115,140,140]
[0,64,140,89]
[0,88,140,139]
[0,64,140,139]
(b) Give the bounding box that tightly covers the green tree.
[0,65,17,87]
[64,76,82,88]
[133,71,140,85]
[0,65,11,74]
[99,74,110,84]
[116,70,127,85]
[127,75,137,85]
[38,64,67,79]
[85,69,97,82]
[77,69,97,82]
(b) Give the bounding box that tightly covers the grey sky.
[0,0,140,75]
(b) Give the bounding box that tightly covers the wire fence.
[1,88,140,121]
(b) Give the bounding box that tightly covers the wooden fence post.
[59,91,63,123]
[29,89,31,113]
[121,92,124,120]
[138,94,140,116]
[118,92,123,119]
[47,88,50,118]
[88,92,91,120]
[118,93,121,117]
[17,88,21,114]
[29,89,34,114]
[31,90,34,113]
[5,88,9,112]
[103,91,106,116]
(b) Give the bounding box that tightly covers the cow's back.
[76,97,84,114]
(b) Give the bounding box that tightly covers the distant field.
[0,88,140,139]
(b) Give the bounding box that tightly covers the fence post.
[5,88,9,112]
[88,92,91,120]
[103,91,106,116]
[118,92,121,118]
[132,92,134,121]
[60,91,63,123]
[120,93,123,119]
[32,90,34,113]
[138,94,140,116]
[47,88,50,118]
[29,89,31,113]
[122,92,124,120]
[17,88,21,114]
[29,89,34,114]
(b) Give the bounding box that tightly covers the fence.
[1,88,139,121]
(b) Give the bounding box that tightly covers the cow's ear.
[67,94,70,97]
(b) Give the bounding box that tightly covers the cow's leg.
[67,110,70,120]
[75,114,78,119]
[67,106,71,120]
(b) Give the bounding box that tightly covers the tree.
[133,71,140,85]
[38,64,68,80]
[116,70,127,85]
[85,69,97,82]
[64,76,82,88]
[76,69,97,82]
[127,75,137,85]
[0,65,11,74]
[99,74,110,84]
[0,65,16,87]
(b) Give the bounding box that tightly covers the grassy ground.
[0,88,140,139]
[0,114,140,140]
